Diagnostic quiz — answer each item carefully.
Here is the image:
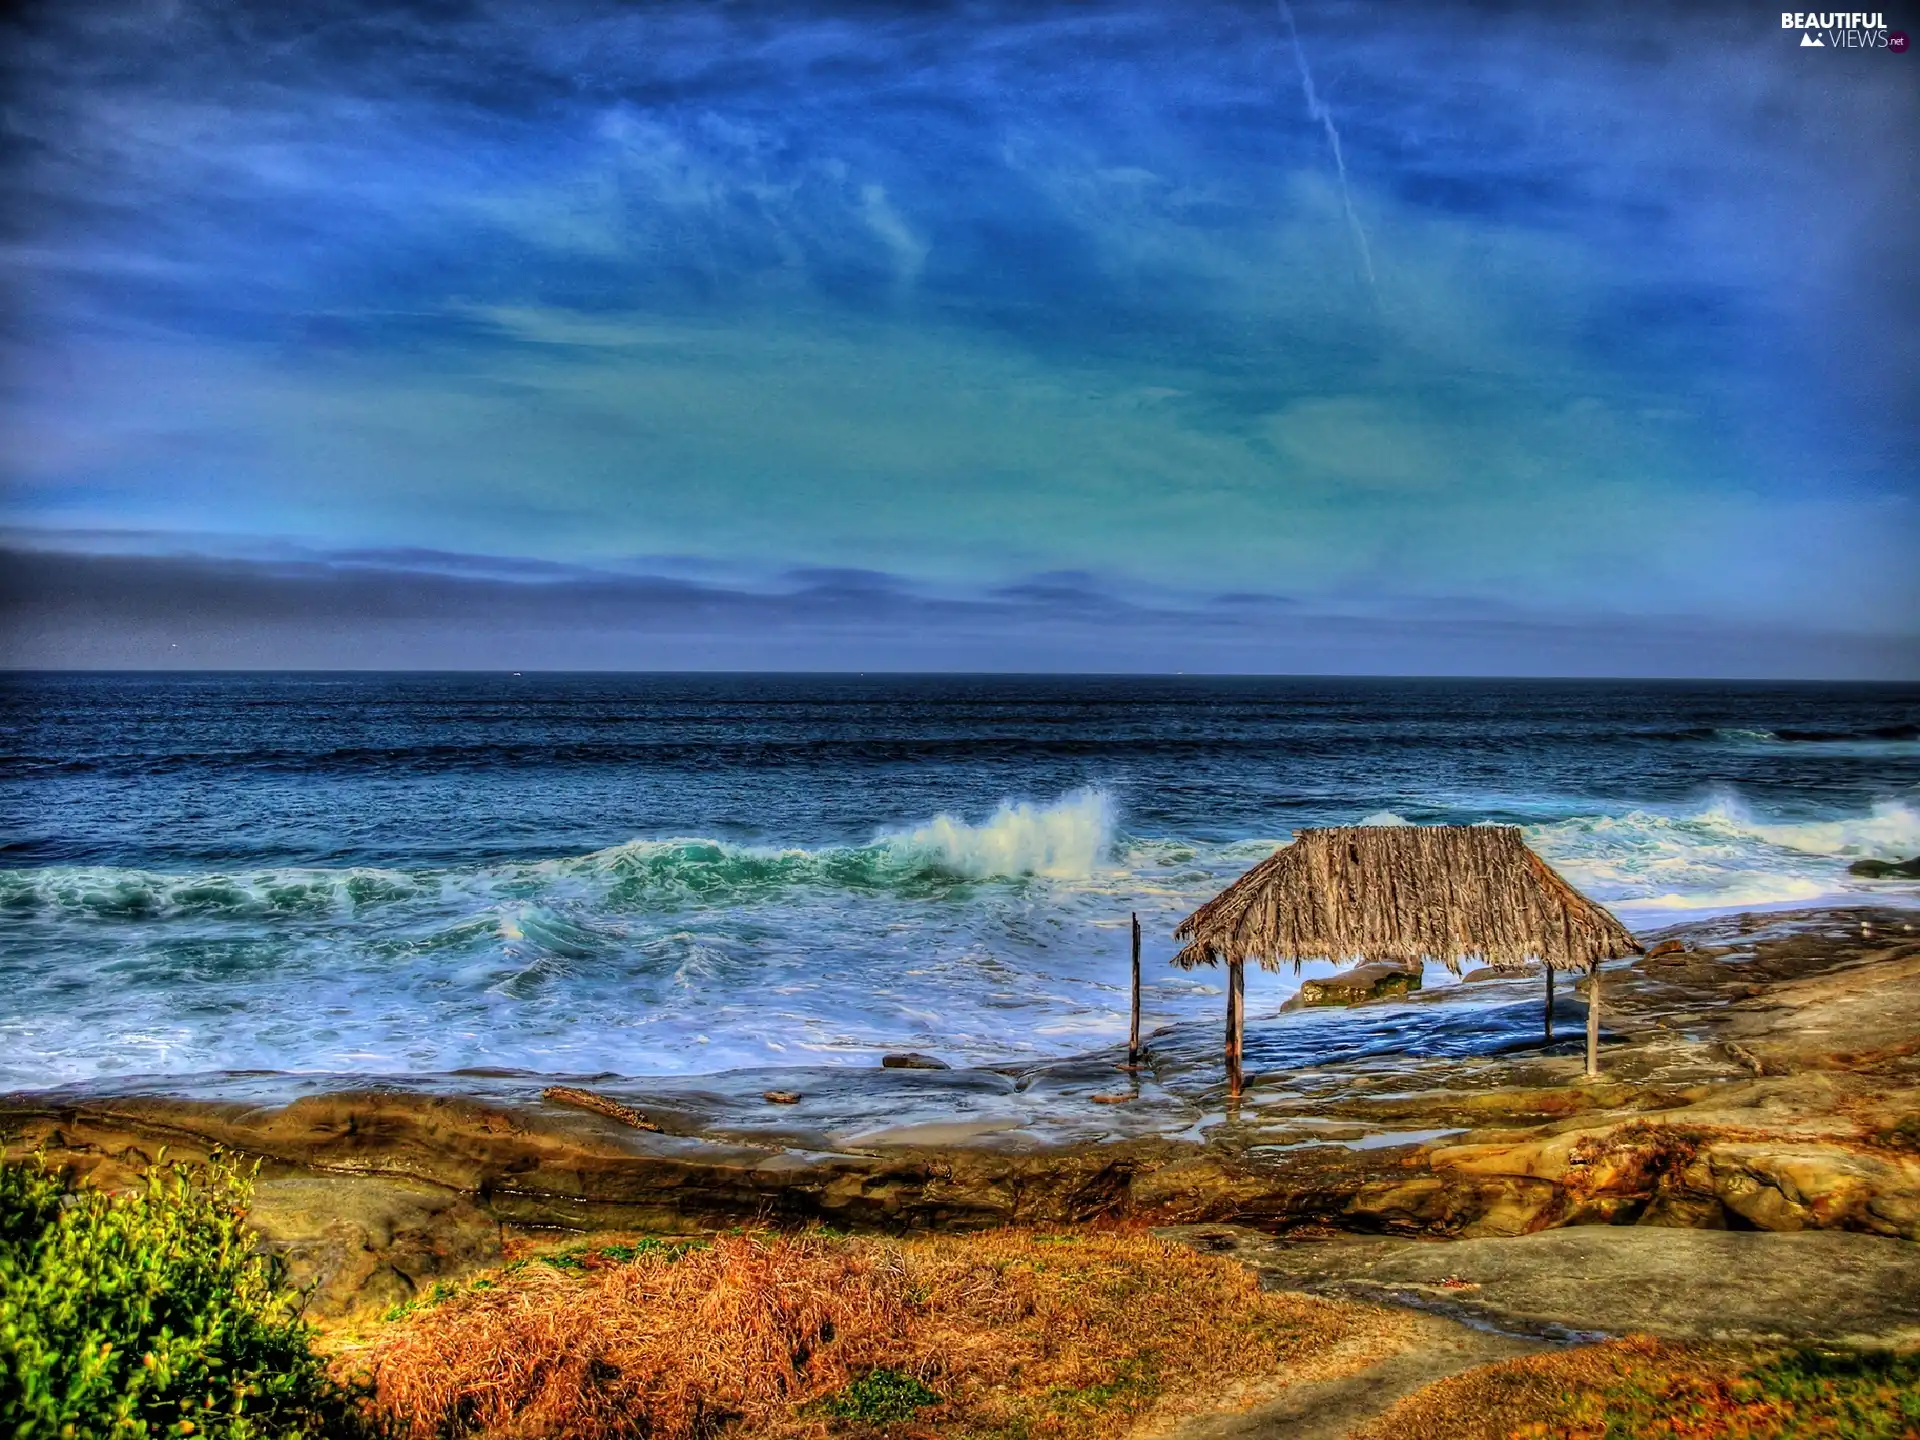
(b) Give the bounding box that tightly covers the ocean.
[2,673,1916,1088]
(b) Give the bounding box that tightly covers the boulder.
[880,1052,951,1070]
[1849,856,1920,879]
[1294,963,1421,1007]
[1707,1143,1920,1240]
[1462,964,1542,983]
[248,1175,503,1321]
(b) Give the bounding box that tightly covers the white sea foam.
[1528,792,1920,921]
[1622,877,1833,912]
[888,787,1116,879]
[1694,794,1920,857]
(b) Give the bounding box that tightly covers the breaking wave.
[4,787,1911,933]
[0,788,1122,924]
[3,784,1914,1085]
[1711,724,1919,748]
[887,787,1114,878]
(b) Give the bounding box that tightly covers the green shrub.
[0,1155,65,1251]
[0,1151,345,1439]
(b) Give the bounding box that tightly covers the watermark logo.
[1781,11,1903,47]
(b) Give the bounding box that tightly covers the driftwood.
[542,1085,660,1132]
[1586,967,1603,1078]
[1128,912,1143,1067]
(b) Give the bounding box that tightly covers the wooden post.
[1128,912,1142,1067]
[1584,963,1602,1078]
[1544,965,1555,1042]
[1225,957,1245,1098]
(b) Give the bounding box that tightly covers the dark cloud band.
[3,544,1911,678]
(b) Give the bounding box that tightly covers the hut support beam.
[1128,912,1142,1067]
[1225,957,1245,1098]
[1584,964,1602,1077]
[1544,966,1555,1042]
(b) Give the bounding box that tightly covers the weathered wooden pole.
[1225,957,1245,1098]
[1127,912,1142,1067]
[1584,963,1602,1077]
[1543,965,1555,1042]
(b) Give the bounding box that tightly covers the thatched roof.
[1172,825,1637,974]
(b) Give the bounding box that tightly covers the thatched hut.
[1172,825,1639,1095]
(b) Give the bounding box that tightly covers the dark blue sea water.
[2,673,1916,1085]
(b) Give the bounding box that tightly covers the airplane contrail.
[1275,0,1376,290]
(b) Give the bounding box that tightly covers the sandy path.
[1162,1312,1545,1440]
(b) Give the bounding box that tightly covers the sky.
[1,0,1916,675]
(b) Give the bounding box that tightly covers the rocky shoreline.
[4,905,1917,1319]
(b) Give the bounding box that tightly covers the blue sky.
[1,0,1915,673]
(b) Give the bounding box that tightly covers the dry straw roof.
[1172,825,1638,974]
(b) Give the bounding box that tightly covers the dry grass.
[339,1227,1408,1440]
[1354,1336,1920,1440]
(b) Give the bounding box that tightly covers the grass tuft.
[1357,1335,1920,1440]
[822,1368,942,1424]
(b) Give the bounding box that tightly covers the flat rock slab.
[1167,1224,1920,1349]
